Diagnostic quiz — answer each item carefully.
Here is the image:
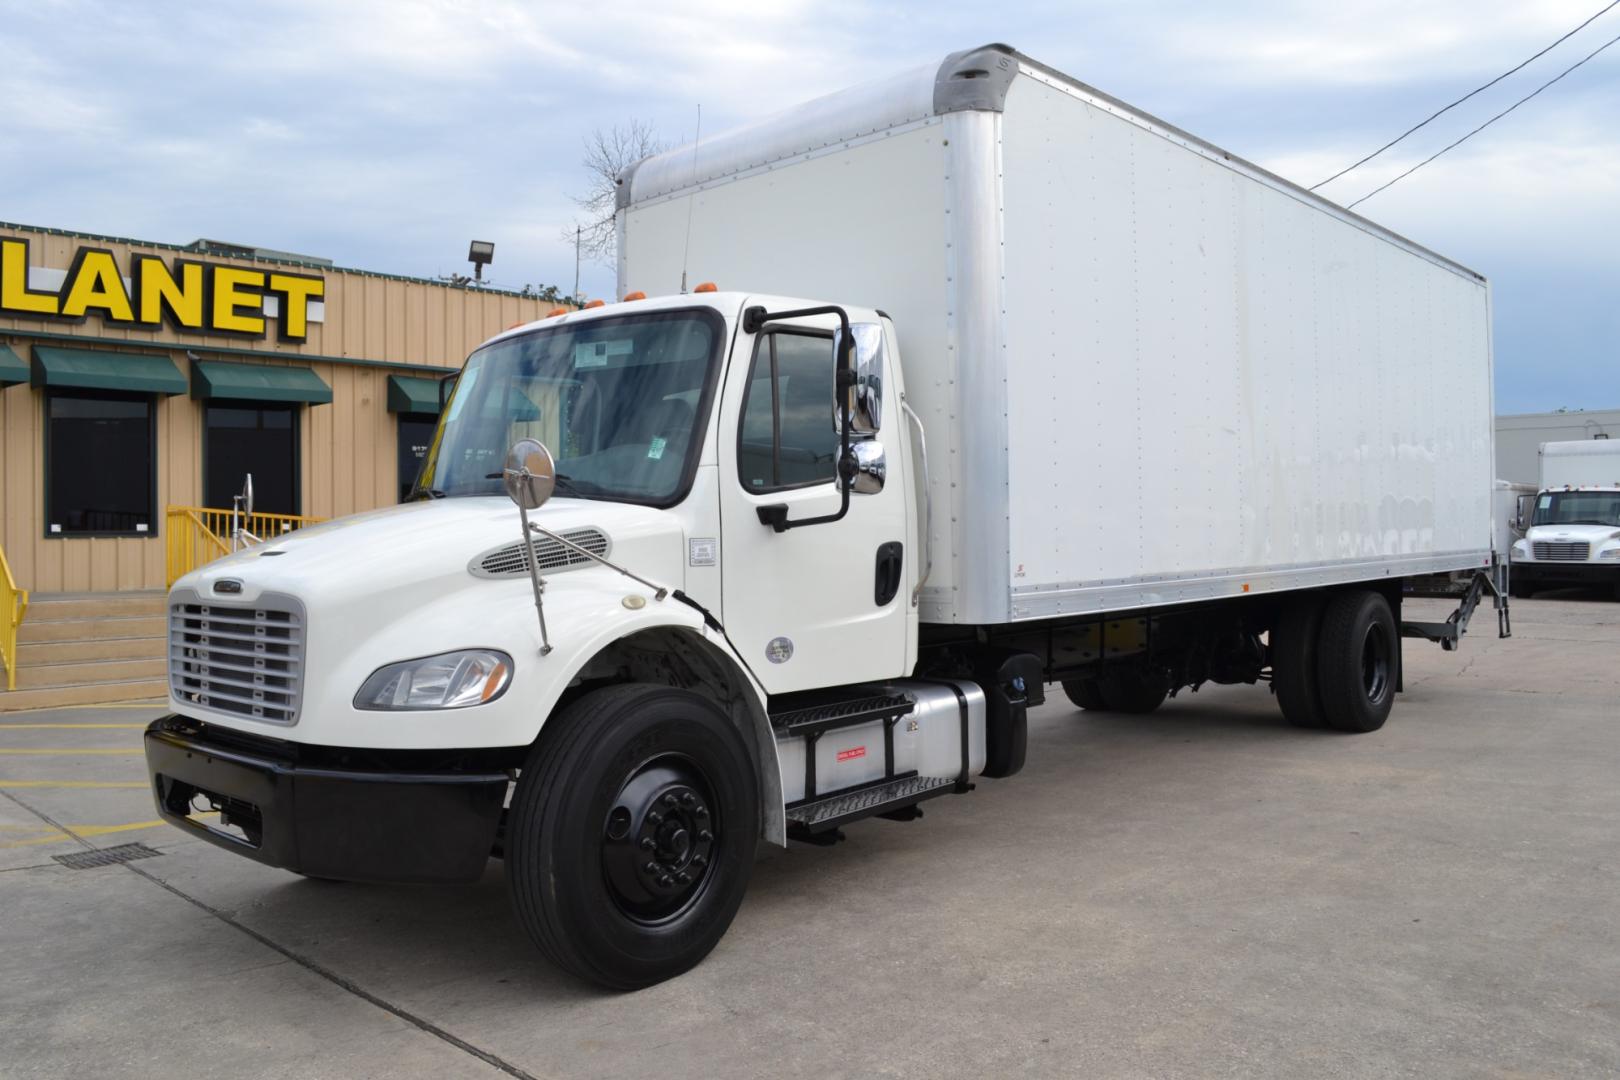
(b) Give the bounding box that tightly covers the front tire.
[1098,670,1167,714]
[507,684,758,990]
[1061,678,1108,711]
[1315,591,1398,734]
[1509,578,1534,600]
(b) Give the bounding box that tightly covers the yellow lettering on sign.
[266,272,325,342]
[211,266,266,335]
[133,255,205,328]
[59,249,134,322]
[0,238,61,316]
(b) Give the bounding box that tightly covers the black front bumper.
[145,716,509,884]
[1512,561,1620,587]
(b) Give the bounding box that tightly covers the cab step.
[771,691,914,737]
[785,773,956,835]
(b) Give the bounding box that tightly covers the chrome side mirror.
[845,439,886,494]
[503,439,557,511]
[240,474,254,519]
[833,322,884,436]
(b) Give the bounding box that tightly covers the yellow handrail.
[164,505,326,587]
[1,542,27,692]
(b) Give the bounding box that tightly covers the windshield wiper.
[483,471,591,497]
[408,488,447,501]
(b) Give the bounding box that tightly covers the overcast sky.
[2,0,1614,413]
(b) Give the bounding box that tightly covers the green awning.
[30,346,187,395]
[387,374,446,415]
[191,359,332,405]
[0,345,27,387]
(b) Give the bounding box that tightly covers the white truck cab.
[146,45,1507,990]
[1509,440,1620,599]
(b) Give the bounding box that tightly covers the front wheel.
[1508,578,1534,600]
[1061,678,1109,711]
[506,684,758,990]
[1098,670,1168,714]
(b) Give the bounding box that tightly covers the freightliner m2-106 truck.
[146,45,1507,988]
[1509,439,1620,598]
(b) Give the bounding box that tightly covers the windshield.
[414,309,723,505]
[1531,491,1620,527]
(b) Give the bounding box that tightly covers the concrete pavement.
[1,591,1617,1078]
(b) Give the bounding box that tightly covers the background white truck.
[147,44,1505,990]
[1509,439,1620,598]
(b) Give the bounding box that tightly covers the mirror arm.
[742,304,856,532]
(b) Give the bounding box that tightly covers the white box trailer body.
[1540,439,1620,489]
[619,44,1496,626]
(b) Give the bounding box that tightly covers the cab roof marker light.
[623,291,646,301]
[694,282,718,293]
[547,306,570,318]
[584,299,605,309]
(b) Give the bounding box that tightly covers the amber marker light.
[694,282,718,293]
[584,299,605,309]
[623,291,647,301]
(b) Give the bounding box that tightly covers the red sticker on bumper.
[836,746,866,762]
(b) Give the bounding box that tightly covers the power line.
[1347,29,1620,209]
[1312,0,1620,190]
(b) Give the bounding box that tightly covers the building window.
[45,390,156,537]
[204,404,299,516]
[397,413,438,502]
[737,331,837,492]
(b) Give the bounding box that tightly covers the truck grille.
[1532,541,1590,561]
[169,599,304,724]
[470,528,610,578]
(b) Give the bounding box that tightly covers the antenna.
[679,104,701,295]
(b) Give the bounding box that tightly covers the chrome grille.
[169,599,304,724]
[1532,541,1590,561]
[470,528,611,578]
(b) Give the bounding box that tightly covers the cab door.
[717,309,911,695]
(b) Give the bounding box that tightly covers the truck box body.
[1539,440,1620,489]
[619,45,1495,626]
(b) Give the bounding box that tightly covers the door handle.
[874,541,904,606]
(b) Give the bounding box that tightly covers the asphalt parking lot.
[2,592,1617,1079]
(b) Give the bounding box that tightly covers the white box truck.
[1509,439,1620,598]
[146,44,1506,989]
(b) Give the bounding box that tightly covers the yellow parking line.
[0,780,148,789]
[0,723,147,730]
[0,748,142,756]
[0,813,215,850]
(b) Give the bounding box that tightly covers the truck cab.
[1508,440,1620,599]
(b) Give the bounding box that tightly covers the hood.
[178,496,688,607]
[1523,523,1620,544]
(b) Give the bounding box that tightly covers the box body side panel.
[999,72,1494,618]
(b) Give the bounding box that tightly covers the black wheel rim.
[1361,621,1391,704]
[600,754,720,926]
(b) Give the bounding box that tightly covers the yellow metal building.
[0,221,552,596]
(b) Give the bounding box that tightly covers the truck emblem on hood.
[765,637,794,664]
[213,579,244,595]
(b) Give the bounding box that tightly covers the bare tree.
[564,120,665,268]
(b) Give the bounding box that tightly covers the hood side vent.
[470,528,611,579]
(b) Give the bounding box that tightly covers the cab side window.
[737,331,836,491]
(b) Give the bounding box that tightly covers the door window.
[396,413,437,502]
[204,404,298,515]
[737,331,836,492]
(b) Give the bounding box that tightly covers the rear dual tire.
[1272,590,1398,733]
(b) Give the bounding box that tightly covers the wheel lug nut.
[648,810,662,824]
[643,862,658,874]
[694,806,708,818]
[639,837,654,851]
[676,872,691,885]
[681,792,695,806]
[663,793,678,806]
[658,874,673,887]
[698,829,712,842]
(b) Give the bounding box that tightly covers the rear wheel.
[1272,598,1328,728]
[1098,670,1167,714]
[1315,590,1398,734]
[1509,577,1534,600]
[507,684,758,990]
[1061,678,1108,711]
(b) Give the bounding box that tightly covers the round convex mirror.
[503,439,557,511]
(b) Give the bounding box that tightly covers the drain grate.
[53,843,163,870]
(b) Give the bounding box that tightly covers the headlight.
[1601,548,1620,560]
[354,649,513,710]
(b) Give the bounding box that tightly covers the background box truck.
[147,44,1505,989]
[1509,439,1620,598]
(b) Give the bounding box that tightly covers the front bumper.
[145,716,509,884]
[1512,561,1620,587]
